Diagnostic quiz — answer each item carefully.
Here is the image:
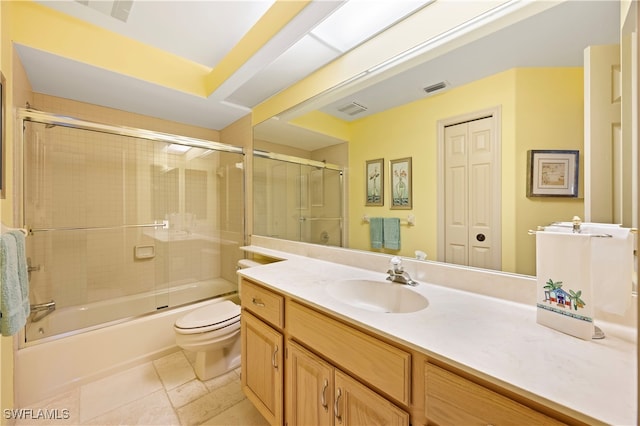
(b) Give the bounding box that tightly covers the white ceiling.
[318,0,620,120]
[16,1,621,150]
[18,0,431,132]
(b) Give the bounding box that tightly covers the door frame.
[436,106,502,267]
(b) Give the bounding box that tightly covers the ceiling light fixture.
[165,143,191,154]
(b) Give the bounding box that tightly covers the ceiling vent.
[337,102,368,116]
[423,81,449,95]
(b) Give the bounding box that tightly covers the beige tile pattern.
[16,351,268,426]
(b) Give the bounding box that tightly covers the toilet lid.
[175,301,240,330]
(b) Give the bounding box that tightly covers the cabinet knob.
[252,297,265,307]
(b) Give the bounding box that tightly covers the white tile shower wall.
[23,94,242,329]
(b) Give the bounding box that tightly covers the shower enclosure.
[17,109,245,344]
[253,151,343,246]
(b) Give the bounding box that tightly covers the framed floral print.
[366,158,384,206]
[390,157,412,209]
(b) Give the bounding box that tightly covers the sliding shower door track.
[27,223,166,234]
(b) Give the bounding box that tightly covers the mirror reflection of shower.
[253,151,344,246]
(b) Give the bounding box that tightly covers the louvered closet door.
[444,116,500,270]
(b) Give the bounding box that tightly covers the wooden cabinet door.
[286,341,334,426]
[425,363,564,426]
[334,370,409,426]
[241,311,283,426]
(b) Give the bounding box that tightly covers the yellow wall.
[349,67,584,275]
[513,67,585,275]
[290,110,351,142]
[1,0,15,416]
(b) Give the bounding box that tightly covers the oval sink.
[326,279,428,314]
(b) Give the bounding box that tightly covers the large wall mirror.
[253,0,636,279]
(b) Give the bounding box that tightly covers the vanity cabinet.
[287,340,409,426]
[286,340,334,425]
[240,277,575,426]
[287,300,411,406]
[424,362,565,426]
[240,279,284,425]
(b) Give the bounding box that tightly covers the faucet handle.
[390,256,403,271]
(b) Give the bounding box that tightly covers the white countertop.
[238,247,637,426]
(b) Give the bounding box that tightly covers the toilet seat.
[174,301,240,335]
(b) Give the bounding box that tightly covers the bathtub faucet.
[386,257,418,286]
[30,300,56,323]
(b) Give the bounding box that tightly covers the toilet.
[174,300,241,381]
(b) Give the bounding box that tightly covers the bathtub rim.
[19,280,237,348]
[15,294,239,407]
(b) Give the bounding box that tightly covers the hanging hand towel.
[536,231,593,340]
[369,217,383,249]
[383,218,401,250]
[582,224,633,315]
[0,231,30,336]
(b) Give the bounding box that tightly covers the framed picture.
[0,71,4,199]
[365,158,384,206]
[390,157,412,209]
[527,150,579,197]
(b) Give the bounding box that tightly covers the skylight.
[310,0,435,53]
[75,0,133,22]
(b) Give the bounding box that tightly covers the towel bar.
[27,222,167,234]
[362,214,415,226]
[528,229,613,238]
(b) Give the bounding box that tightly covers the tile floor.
[15,350,269,426]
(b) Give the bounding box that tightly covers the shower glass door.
[253,153,343,246]
[20,113,245,343]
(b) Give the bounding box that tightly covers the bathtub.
[16,280,238,406]
[23,278,237,343]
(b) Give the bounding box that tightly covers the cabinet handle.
[252,297,265,307]
[321,379,329,411]
[272,345,279,370]
[334,387,342,423]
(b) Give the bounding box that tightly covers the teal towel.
[0,231,30,336]
[383,218,401,250]
[370,217,383,249]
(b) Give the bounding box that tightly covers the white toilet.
[174,300,241,381]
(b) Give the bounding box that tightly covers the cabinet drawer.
[241,279,284,329]
[425,363,564,425]
[287,301,411,406]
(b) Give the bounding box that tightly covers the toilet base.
[193,348,241,381]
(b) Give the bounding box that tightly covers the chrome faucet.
[386,256,418,286]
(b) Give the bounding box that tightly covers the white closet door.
[444,116,500,270]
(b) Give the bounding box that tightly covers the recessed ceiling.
[318,0,620,121]
[16,1,622,149]
[18,0,432,132]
